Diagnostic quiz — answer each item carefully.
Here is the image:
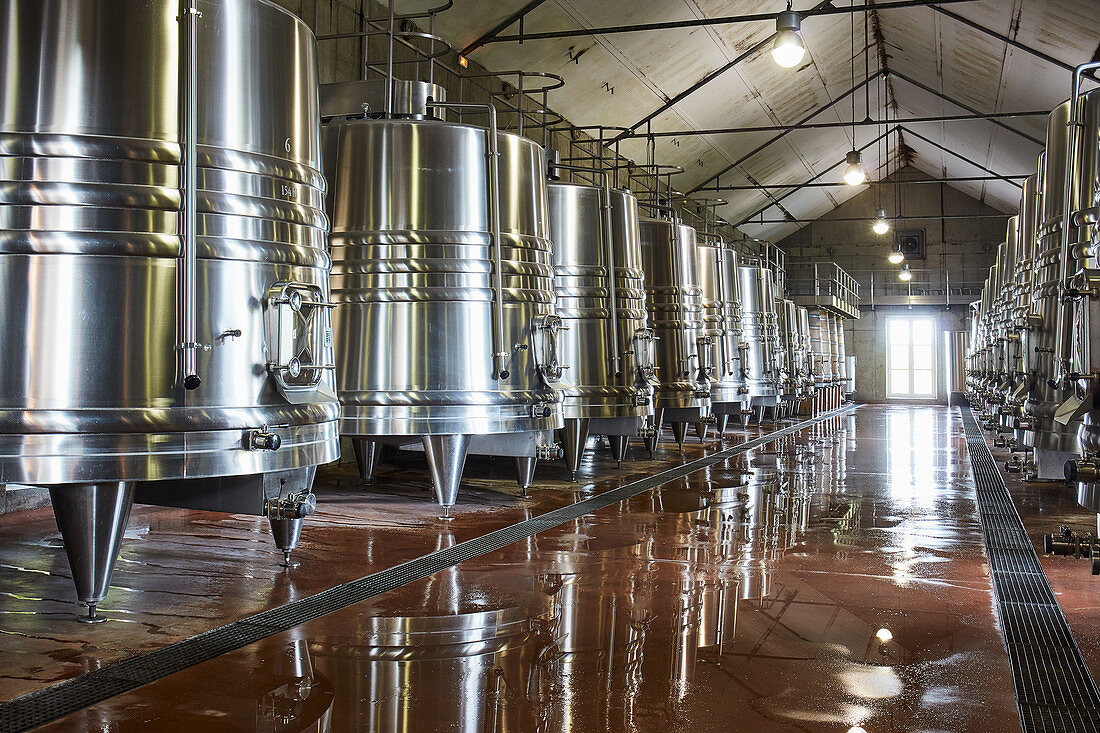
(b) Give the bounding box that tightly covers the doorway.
[886,317,936,399]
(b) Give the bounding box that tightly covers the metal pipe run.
[426,100,509,380]
[178,0,201,391]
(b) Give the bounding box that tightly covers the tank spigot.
[244,427,282,451]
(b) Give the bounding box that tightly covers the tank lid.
[320,79,447,119]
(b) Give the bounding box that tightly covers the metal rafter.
[630,109,1048,138]
[459,0,550,57]
[889,70,1044,146]
[930,5,1080,75]
[899,126,1025,188]
[693,174,1027,192]
[734,125,898,226]
[474,0,978,45]
[615,0,836,140]
[685,73,879,195]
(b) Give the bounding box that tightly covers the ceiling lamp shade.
[898,264,912,281]
[771,10,805,68]
[843,150,866,186]
[887,247,904,264]
[873,208,890,235]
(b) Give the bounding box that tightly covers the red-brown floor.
[0,406,1027,731]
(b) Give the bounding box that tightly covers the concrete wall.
[781,167,1009,403]
[781,166,1010,302]
[845,306,970,404]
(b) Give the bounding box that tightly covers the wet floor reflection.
[37,407,1018,732]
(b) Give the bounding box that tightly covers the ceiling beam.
[629,109,1048,138]
[899,126,1024,188]
[459,0,550,57]
[889,70,1044,146]
[685,73,879,195]
[733,125,897,226]
[693,174,1028,192]
[475,0,977,45]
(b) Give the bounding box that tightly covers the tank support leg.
[718,413,731,436]
[694,421,709,443]
[422,434,471,518]
[514,456,538,494]
[608,435,630,467]
[561,418,591,481]
[351,438,382,485]
[49,482,135,623]
[671,421,688,450]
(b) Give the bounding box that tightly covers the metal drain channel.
[961,407,1100,732]
[0,406,856,732]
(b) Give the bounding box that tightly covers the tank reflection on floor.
[33,408,1017,733]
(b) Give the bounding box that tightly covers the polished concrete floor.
[3,404,1096,731]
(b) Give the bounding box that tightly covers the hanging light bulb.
[843,150,866,186]
[887,247,904,265]
[771,10,805,68]
[872,208,890,235]
[898,264,912,281]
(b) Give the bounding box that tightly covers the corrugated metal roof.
[427,0,1100,240]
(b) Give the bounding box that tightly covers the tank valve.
[631,393,650,407]
[701,414,717,425]
[1066,459,1100,483]
[638,425,658,439]
[993,435,1007,448]
[536,444,564,461]
[265,491,317,521]
[243,427,282,451]
[530,404,554,419]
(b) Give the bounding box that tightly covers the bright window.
[886,317,936,399]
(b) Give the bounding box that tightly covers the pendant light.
[887,246,904,264]
[898,263,912,281]
[843,7,865,186]
[771,5,805,68]
[873,208,890,234]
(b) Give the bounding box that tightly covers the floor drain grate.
[962,408,1100,732]
[0,406,857,732]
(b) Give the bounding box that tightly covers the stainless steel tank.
[807,309,836,408]
[0,0,339,619]
[795,306,813,413]
[547,181,655,476]
[323,81,564,510]
[776,298,807,417]
[1006,172,1041,439]
[1024,96,1088,479]
[738,266,782,421]
[696,237,750,433]
[638,218,711,448]
[1057,89,1100,504]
